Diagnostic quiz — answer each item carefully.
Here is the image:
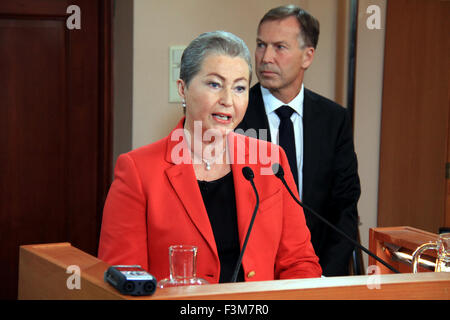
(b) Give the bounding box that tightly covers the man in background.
[237,5,361,276]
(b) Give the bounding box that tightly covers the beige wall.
[113,0,133,164]
[114,0,387,272]
[132,0,344,149]
[353,0,386,268]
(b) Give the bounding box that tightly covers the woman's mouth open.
[212,113,232,123]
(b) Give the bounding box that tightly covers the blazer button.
[247,270,256,279]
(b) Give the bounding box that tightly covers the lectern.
[369,226,440,273]
[18,240,449,300]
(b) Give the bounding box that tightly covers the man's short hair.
[259,5,320,49]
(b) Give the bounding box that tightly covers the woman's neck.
[184,127,231,181]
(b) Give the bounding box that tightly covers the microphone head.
[272,163,284,179]
[242,166,255,181]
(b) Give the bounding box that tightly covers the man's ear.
[302,47,315,70]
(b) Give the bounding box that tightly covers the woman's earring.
[182,100,186,108]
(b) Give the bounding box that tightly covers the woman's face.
[178,54,250,140]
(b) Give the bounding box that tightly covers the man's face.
[255,16,314,101]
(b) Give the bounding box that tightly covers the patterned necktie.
[275,105,299,188]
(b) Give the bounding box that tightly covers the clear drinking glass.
[157,245,209,288]
[412,233,450,273]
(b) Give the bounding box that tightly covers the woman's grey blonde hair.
[179,31,252,87]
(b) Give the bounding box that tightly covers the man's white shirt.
[260,85,304,199]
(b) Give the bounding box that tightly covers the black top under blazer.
[237,83,361,276]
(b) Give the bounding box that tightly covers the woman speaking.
[98,31,321,283]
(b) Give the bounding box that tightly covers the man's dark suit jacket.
[237,83,361,276]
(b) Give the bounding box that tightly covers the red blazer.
[98,119,321,283]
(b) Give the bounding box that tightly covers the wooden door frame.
[377,0,450,232]
[446,72,450,230]
[97,0,114,246]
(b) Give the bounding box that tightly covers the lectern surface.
[18,242,450,300]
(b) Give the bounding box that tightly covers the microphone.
[272,163,400,274]
[231,166,260,282]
